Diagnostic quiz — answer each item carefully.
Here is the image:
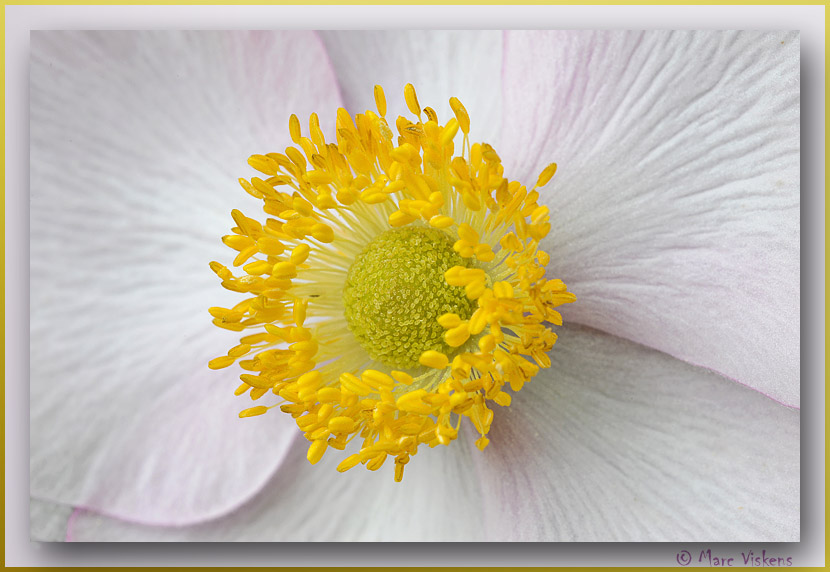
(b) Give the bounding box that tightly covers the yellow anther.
[335,107,357,134]
[311,223,334,243]
[309,427,331,441]
[374,85,387,117]
[390,371,414,384]
[531,205,550,225]
[444,323,471,347]
[428,191,444,206]
[293,197,314,217]
[389,143,418,164]
[478,334,497,354]
[208,356,236,370]
[529,222,551,241]
[295,413,317,428]
[441,118,460,146]
[469,308,488,335]
[317,387,342,402]
[250,389,269,402]
[473,243,495,262]
[481,143,501,164]
[366,453,387,471]
[307,439,328,465]
[209,261,233,280]
[454,241,475,258]
[535,162,558,188]
[240,332,272,345]
[243,260,272,276]
[317,405,335,423]
[438,313,462,329]
[256,236,285,256]
[340,372,373,395]
[293,298,308,327]
[449,97,470,134]
[500,232,522,251]
[317,193,337,209]
[222,234,254,251]
[443,266,463,285]
[457,223,479,244]
[208,307,243,322]
[394,462,405,482]
[464,280,487,300]
[429,215,454,229]
[419,350,449,369]
[404,83,421,116]
[239,406,269,418]
[248,155,280,176]
[470,143,482,167]
[444,266,485,287]
[389,210,417,227]
[361,191,387,204]
[362,370,394,389]
[328,416,357,434]
[271,261,297,279]
[239,374,272,390]
[239,178,263,199]
[396,389,433,414]
[290,243,311,265]
[297,370,323,389]
[337,454,362,473]
[289,326,312,342]
[289,114,302,143]
[227,344,251,358]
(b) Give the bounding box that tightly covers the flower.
[30,30,799,542]
[207,83,576,480]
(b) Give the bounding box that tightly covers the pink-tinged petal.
[30,31,342,525]
[66,433,485,541]
[474,326,799,541]
[64,327,798,542]
[502,31,799,406]
[318,31,504,144]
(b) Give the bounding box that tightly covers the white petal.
[30,31,343,525]
[66,432,485,541]
[473,326,799,541]
[64,327,797,542]
[318,31,504,144]
[501,31,800,406]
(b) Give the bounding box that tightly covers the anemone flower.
[30,30,799,542]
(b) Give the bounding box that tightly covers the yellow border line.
[2,0,828,5]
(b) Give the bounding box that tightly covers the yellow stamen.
[239,406,269,418]
[404,83,421,116]
[419,350,449,369]
[374,85,387,117]
[209,84,575,482]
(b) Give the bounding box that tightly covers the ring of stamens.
[208,83,576,482]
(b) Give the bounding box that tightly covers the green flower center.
[343,226,475,369]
